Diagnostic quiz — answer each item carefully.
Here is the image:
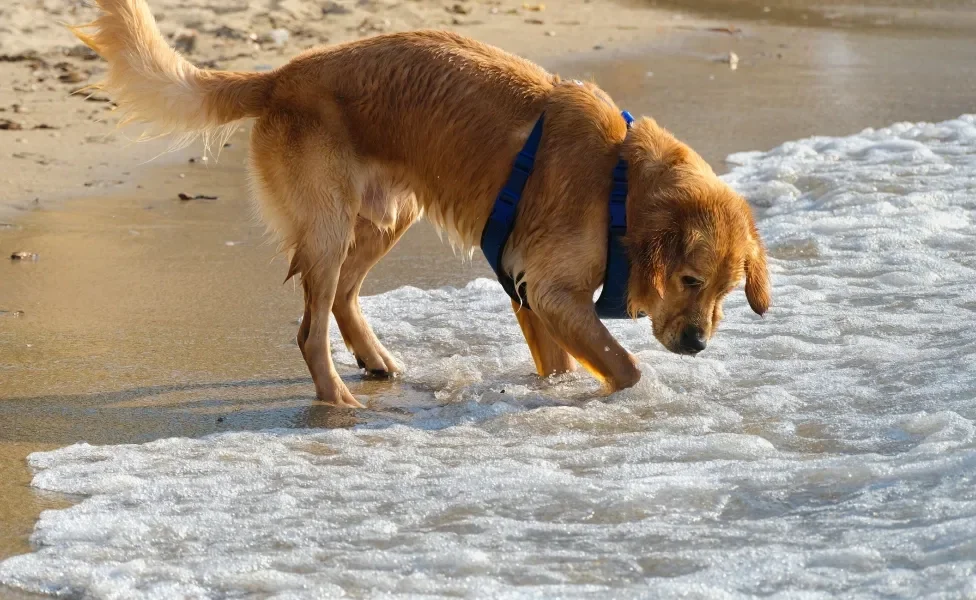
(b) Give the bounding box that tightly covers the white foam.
[5,115,976,599]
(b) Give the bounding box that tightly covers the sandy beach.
[2,0,975,215]
[2,0,976,597]
[0,0,701,218]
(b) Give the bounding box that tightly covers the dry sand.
[0,0,704,218]
[1,1,975,597]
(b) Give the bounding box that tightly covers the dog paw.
[354,351,402,379]
[316,376,366,408]
[610,362,642,392]
[364,367,397,379]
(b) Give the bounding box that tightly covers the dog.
[73,0,771,407]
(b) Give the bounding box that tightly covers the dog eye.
[681,276,703,288]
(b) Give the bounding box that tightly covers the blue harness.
[480,110,635,319]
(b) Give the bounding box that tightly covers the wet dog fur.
[73,0,771,407]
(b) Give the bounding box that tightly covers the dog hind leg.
[253,121,364,406]
[333,203,419,377]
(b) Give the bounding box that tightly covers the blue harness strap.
[594,110,634,318]
[480,115,545,306]
[480,110,635,319]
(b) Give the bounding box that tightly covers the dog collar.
[480,110,635,319]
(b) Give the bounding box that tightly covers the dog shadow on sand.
[0,368,605,447]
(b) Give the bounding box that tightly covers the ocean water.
[3,115,976,599]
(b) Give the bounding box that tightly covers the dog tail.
[70,0,273,147]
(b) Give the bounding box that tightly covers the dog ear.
[744,231,770,316]
[649,224,682,298]
[624,119,702,300]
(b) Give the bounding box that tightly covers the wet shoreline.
[644,0,976,33]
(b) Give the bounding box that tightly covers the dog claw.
[366,368,395,379]
[354,354,399,379]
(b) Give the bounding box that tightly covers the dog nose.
[679,326,706,354]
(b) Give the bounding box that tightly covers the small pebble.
[264,28,290,46]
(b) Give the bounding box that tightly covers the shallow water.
[647,0,976,32]
[3,115,976,598]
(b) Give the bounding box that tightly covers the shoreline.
[642,0,976,33]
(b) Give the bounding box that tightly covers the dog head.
[623,118,770,355]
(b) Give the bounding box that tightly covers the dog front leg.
[511,300,577,377]
[528,287,640,392]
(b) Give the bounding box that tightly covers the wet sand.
[650,0,976,32]
[2,5,975,597]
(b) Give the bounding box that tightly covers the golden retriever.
[73,0,770,407]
